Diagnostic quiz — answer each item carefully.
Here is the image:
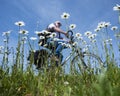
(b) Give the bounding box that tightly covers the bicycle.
[28,30,104,73]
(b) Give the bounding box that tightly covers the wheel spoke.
[71,52,103,74]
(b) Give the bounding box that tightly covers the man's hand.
[65,32,69,38]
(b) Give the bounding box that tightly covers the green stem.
[21,40,24,72]
[27,35,33,51]
[15,26,21,68]
[118,10,120,24]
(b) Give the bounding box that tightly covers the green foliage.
[1,65,120,96]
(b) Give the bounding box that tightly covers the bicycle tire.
[70,52,103,74]
[28,49,60,69]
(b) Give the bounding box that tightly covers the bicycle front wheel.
[70,52,103,74]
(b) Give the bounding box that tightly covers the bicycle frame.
[61,48,76,66]
[61,30,104,68]
[61,30,79,66]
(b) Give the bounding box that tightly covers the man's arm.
[53,27,67,36]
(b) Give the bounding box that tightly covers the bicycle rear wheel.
[28,49,60,69]
[28,49,49,68]
[70,52,103,74]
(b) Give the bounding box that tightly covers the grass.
[1,64,120,96]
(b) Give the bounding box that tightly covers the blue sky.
[0,0,120,68]
[0,0,119,33]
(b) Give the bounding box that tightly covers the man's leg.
[55,42,67,62]
[55,44,63,57]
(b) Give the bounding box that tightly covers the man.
[46,21,68,62]
[46,21,67,38]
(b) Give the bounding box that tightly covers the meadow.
[0,4,120,96]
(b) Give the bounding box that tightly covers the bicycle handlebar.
[67,30,73,36]
[67,30,74,42]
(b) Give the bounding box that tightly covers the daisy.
[2,30,11,36]
[94,27,100,32]
[111,26,118,31]
[22,36,27,41]
[3,39,7,42]
[69,24,76,30]
[30,37,37,41]
[83,47,89,52]
[38,42,43,46]
[115,33,120,38]
[42,30,51,34]
[19,30,29,35]
[72,42,78,46]
[49,33,57,38]
[61,42,67,46]
[97,21,106,28]
[15,21,25,26]
[105,39,112,44]
[43,44,48,47]
[92,34,97,38]
[66,44,71,48]
[77,36,83,40]
[104,22,111,27]
[53,38,60,41]
[75,33,82,38]
[113,4,120,11]
[82,40,87,45]
[64,81,69,86]
[91,39,97,43]
[39,36,45,39]
[88,35,95,39]
[84,31,92,36]
[35,31,42,35]
[85,44,91,48]
[0,46,4,50]
[61,12,70,19]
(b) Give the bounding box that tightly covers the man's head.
[55,21,62,27]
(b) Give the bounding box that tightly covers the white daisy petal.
[15,21,25,26]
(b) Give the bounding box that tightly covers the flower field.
[0,4,120,96]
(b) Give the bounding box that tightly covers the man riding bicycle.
[38,21,69,62]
